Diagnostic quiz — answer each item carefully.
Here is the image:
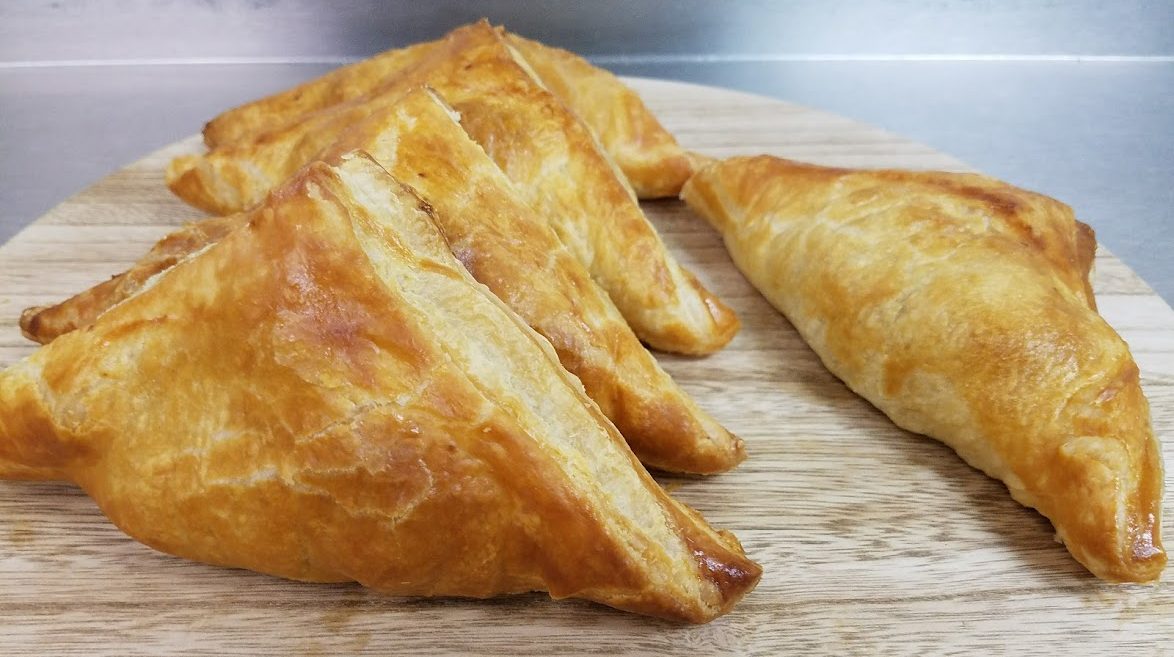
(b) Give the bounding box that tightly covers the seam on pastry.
[98,241,222,322]
[293,399,399,446]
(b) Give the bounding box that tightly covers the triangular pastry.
[0,153,761,621]
[681,155,1165,582]
[24,88,746,474]
[200,21,691,199]
[168,22,739,356]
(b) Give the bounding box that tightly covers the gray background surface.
[2,0,1172,300]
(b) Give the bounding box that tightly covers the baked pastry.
[200,21,689,199]
[0,152,761,621]
[502,32,692,198]
[19,213,242,343]
[330,89,743,473]
[168,22,739,356]
[27,88,746,474]
[681,155,1165,582]
[447,26,737,354]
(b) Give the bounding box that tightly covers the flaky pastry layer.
[168,22,738,355]
[201,21,691,199]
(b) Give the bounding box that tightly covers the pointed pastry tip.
[1053,426,1165,583]
[1071,511,1166,584]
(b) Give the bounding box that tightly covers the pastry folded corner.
[19,213,245,345]
[503,31,694,199]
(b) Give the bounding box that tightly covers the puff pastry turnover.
[168,22,739,356]
[25,88,745,474]
[0,153,761,621]
[681,155,1165,582]
[200,22,688,198]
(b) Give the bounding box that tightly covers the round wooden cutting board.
[0,78,1171,655]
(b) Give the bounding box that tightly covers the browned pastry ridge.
[0,152,761,622]
[681,155,1165,582]
[22,87,746,474]
[19,213,242,343]
[167,21,738,356]
[200,21,693,199]
[502,32,694,198]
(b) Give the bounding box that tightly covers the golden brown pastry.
[200,38,437,148]
[502,33,693,198]
[332,90,743,473]
[0,152,761,621]
[26,88,745,474]
[681,155,1165,582]
[200,21,690,199]
[169,22,739,356]
[447,28,737,354]
[19,213,242,343]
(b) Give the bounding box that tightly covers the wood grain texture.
[0,78,1171,655]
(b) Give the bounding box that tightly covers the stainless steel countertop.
[3,60,1171,303]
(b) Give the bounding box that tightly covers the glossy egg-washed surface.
[332,90,742,473]
[171,21,738,356]
[0,154,761,622]
[503,33,694,199]
[19,213,243,343]
[682,155,1165,582]
[29,87,744,473]
[199,21,691,201]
